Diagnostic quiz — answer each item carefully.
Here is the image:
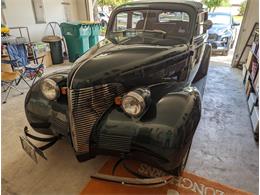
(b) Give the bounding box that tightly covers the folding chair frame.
[2,80,24,104]
[2,48,45,87]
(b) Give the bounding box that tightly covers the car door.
[188,12,207,83]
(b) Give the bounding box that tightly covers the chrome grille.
[68,84,125,153]
[208,34,218,41]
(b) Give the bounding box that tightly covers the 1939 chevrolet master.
[21,0,212,181]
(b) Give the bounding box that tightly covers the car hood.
[208,24,230,35]
[68,39,189,89]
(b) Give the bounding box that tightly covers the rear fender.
[92,87,201,172]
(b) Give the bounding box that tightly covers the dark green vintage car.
[21,0,212,182]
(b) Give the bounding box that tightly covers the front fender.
[92,86,201,173]
[25,71,69,136]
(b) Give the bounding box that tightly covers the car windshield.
[107,9,191,46]
[208,14,231,25]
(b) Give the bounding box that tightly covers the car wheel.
[173,145,191,176]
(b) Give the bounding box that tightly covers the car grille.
[208,34,218,41]
[68,83,125,153]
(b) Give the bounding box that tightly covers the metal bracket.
[91,173,173,187]
[20,126,60,163]
[91,158,173,187]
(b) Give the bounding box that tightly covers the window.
[114,12,128,31]
[113,11,143,31]
[132,12,143,28]
[159,11,190,23]
[110,9,192,45]
[195,12,208,35]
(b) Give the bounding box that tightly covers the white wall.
[3,0,79,42]
[76,0,94,21]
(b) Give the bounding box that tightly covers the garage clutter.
[242,24,259,141]
[60,21,101,62]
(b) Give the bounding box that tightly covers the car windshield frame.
[106,6,196,46]
[208,13,232,25]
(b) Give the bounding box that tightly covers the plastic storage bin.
[89,23,101,48]
[60,22,92,62]
[42,35,63,65]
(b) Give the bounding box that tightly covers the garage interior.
[1,0,259,194]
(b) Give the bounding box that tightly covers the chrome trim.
[68,83,125,154]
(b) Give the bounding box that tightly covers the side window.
[159,11,190,22]
[202,12,208,34]
[114,12,128,31]
[196,12,207,35]
[132,11,143,28]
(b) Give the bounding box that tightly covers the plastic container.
[60,22,92,62]
[42,35,63,64]
[89,23,101,48]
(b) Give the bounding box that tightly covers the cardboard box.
[250,60,258,81]
[245,50,254,71]
[248,92,257,114]
[254,73,259,94]
[246,83,252,97]
[242,64,247,83]
[245,71,251,94]
[251,42,259,55]
[251,106,259,134]
[43,51,53,67]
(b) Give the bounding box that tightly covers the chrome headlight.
[121,88,150,117]
[40,78,60,100]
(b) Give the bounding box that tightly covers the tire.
[173,145,191,176]
[192,44,211,83]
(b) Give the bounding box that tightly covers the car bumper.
[207,40,229,52]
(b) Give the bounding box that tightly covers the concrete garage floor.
[2,54,259,194]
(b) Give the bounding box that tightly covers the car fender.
[25,72,69,136]
[92,86,201,172]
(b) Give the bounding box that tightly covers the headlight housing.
[121,88,151,117]
[221,37,228,43]
[40,78,60,100]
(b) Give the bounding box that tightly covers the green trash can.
[89,23,101,48]
[60,22,92,62]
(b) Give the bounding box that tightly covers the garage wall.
[231,0,259,67]
[76,0,94,21]
[2,0,79,42]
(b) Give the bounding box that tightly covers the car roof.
[209,12,232,16]
[120,0,204,12]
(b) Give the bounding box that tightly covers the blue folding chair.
[3,43,45,86]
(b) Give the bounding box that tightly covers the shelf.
[252,51,259,63]
[249,75,259,97]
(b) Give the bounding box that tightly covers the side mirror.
[232,22,240,26]
[204,20,213,30]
